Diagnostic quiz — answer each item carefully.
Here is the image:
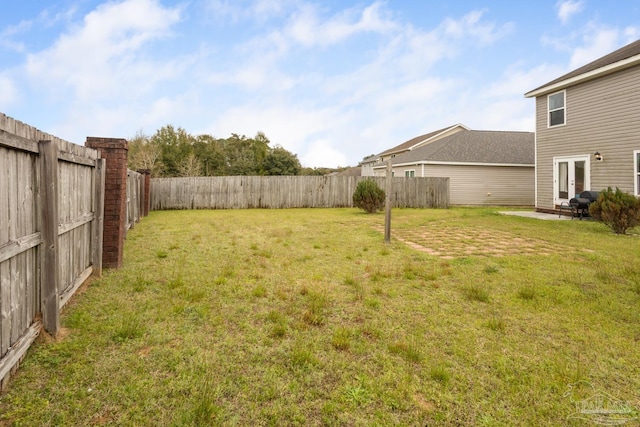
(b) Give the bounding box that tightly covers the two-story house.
[525,39,640,213]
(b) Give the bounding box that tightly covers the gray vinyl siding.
[387,164,533,205]
[360,161,376,176]
[535,65,640,210]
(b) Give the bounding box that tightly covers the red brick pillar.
[86,137,128,269]
[137,169,151,216]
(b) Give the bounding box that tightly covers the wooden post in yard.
[39,140,60,336]
[384,162,392,243]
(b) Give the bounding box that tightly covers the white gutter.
[372,161,534,169]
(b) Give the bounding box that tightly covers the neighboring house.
[525,39,640,213]
[359,124,469,176]
[372,129,535,206]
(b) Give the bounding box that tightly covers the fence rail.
[151,176,449,210]
[0,113,104,389]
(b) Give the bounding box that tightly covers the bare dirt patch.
[379,224,564,258]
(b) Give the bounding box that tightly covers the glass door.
[554,156,589,204]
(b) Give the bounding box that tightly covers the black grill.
[575,191,600,203]
[560,191,600,219]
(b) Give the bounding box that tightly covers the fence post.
[137,169,151,216]
[86,137,128,269]
[38,140,60,335]
[92,158,106,276]
[384,162,393,243]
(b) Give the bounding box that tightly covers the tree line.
[127,125,345,177]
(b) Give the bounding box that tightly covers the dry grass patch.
[385,223,567,258]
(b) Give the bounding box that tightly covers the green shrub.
[353,180,385,213]
[589,187,640,234]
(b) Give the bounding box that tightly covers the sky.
[1,1,639,168]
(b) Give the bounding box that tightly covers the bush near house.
[589,187,640,234]
[352,179,385,213]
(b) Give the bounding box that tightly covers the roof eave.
[524,53,640,98]
[406,123,470,150]
[373,161,534,169]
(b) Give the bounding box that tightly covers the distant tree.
[132,125,306,177]
[253,131,270,172]
[177,153,202,177]
[263,146,301,175]
[224,133,271,175]
[193,134,226,176]
[151,125,195,177]
[300,166,348,176]
[128,131,163,176]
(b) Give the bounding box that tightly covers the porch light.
[594,152,603,161]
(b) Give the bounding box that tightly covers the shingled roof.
[526,39,640,97]
[383,130,534,166]
[377,123,467,157]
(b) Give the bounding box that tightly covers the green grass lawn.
[1,207,639,426]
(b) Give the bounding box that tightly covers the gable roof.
[525,39,640,97]
[375,130,534,167]
[377,123,469,157]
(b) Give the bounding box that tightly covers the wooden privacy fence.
[0,114,105,389]
[151,176,449,210]
[126,170,143,233]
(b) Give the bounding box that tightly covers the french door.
[553,155,590,204]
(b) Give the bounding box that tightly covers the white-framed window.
[405,170,415,177]
[548,90,566,127]
[634,150,640,196]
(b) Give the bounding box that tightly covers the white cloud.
[282,1,397,48]
[486,62,566,97]
[569,28,621,69]
[373,78,457,110]
[0,20,32,52]
[556,0,584,25]
[301,139,348,168]
[541,22,640,72]
[473,65,545,131]
[4,1,587,167]
[236,6,517,165]
[0,74,18,110]
[441,9,514,46]
[39,5,78,28]
[203,0,288,24]
[206,103,346,154]
[25,0,183,100]
[624,26,640,43]
[0,5,77,52]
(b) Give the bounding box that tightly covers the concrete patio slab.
[499,211,574,220]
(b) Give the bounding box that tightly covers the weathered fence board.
[0,113,104,390]
[125,170,142,233]
[151,176,449,210]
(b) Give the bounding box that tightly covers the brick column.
[86,137,128,269]
[137,169,151,216]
